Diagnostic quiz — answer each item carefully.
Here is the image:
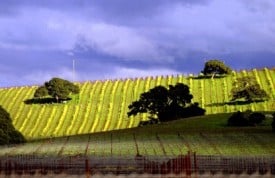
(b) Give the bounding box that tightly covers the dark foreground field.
[1,113,275,177]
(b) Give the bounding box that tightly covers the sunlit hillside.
[0,68,274,140]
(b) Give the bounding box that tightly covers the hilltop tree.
[34,77,80,103]
[231,76,268,102]
[0,105,25,145]
[127,83,205,122]
[202,59,232,78]
[45,78,79,102]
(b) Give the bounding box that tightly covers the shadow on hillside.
[24,97,72,104]
[206,100,266,107]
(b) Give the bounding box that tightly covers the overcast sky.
[1,0,275,87]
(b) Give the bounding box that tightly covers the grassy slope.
[1,113,275,157]
[0,68,274,140]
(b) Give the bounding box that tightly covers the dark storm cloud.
[0,0,207,15]
[83,0,208,23]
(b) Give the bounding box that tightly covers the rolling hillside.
[0,113,274,157]
[0,68,274,140]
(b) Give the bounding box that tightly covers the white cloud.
[152,0,275,54]
[106,67,180,80]
[20,66,181,86]
[23,67,76,85]
[80,23,173,62]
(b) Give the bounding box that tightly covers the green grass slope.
[0,113,274,156]
[0,68,274,140]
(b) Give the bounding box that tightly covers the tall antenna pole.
[72,59,75,82]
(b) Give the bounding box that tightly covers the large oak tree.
[34,77,80,103]
[202,59,232,78]
[127,83,205,122]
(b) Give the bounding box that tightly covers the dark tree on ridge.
[127,83,205,122]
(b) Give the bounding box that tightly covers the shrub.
[228,110,265,127]
[228,111,249,126]
[249,112,265,125]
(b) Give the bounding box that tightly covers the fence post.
[186,151,191,176]
[111,134,113,156]
[85,159,90,178]
[193,152,197,174]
